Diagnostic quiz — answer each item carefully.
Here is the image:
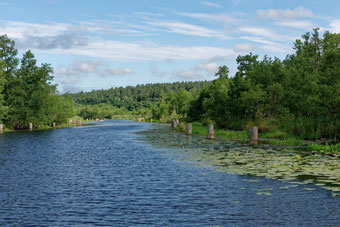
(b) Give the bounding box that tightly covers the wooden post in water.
[179,122,184,132]
[207,124,214,139]
[29,123,33,131]
[249,126,258,145]
[176,119,179,125]
[52,122,56,128]
[171,119,176,130]
[186,123,192,135]
[76,120,82,126]
[0,123,3,133]
[137,117,141,122]
[150,118,153,123]
[160,118,162,123]
[68,120,71,127]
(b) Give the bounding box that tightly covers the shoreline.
[138,122,340,196]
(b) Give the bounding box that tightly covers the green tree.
[215,65,229,79]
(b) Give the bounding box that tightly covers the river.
[0,120,339,226]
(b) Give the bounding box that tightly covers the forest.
[1,29,339,141]
[0,35,74,130]
[71,29,339,141]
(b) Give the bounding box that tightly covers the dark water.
[0,120,339,226]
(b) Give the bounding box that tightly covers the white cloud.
[233,43,257,53]
[172,70,204,81]
[1,21,69,39]
[276,20,315,29]
[151,68,169,78]
[240,36,278,45]
[101,68,133,76]
[146,20,230,39]
[329,19,340,33]
[179,12,238,24]
[1,20,235,61]
[261,44,292,54]
[239,37,292,54]
[239,27,296,42]
[41,39,235,61]
[200,1,221,8]
[196,62,219,74]
[54,60,106,77]
[257,7,314,20]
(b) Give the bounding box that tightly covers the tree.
[215,65,229,79]
[0,65,7,123]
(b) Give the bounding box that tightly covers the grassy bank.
[162,121,340,153]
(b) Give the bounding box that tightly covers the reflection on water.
[0,120,339,226]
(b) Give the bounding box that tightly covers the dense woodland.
[70,81,210,120]
[0,35,74,130]
[71,29,339,141]
[1,29,339,141]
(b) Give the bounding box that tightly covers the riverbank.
[137,123,340,196]
[0,116,92,133]
[141,120,340,155]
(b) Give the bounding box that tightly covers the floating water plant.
[137,125,340,194]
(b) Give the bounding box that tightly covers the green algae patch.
[257,192,273,196]
[137,126,340,194]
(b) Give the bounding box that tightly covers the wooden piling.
[207,124,214,139]
[29,123,33,131]
[52,122,56,128]
[249,126,258,145]
[68,120,71,127]
[186,123,192,135]
[160,118,162,123]
[0,123,3,133]
[176,119,179,125]
[137,117,141,122]
[171,119,176,130]
[150,118,153,123]
[76,120,82,126]
[179,122,184,132]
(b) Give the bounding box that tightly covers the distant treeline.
[71,29,339,140]
[0,35,74,130]
[69,81,211,119]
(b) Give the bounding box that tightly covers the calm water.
[0,120,339,226]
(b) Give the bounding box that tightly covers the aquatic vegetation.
[257,192,272,196]
[138,125,340,194]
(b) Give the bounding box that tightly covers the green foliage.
[70,81,210,120]
[307,143,340,153]
[67,29,339,143]
[0,65,8,123]
[0,35,75,129]
[267,138,302,146]
[188,29,339,141]
[78,103,128,120]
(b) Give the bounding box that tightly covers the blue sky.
[0,0,339,93]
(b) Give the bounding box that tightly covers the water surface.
[0,120,339,226]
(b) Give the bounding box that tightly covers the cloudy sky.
[0,0,339,93]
